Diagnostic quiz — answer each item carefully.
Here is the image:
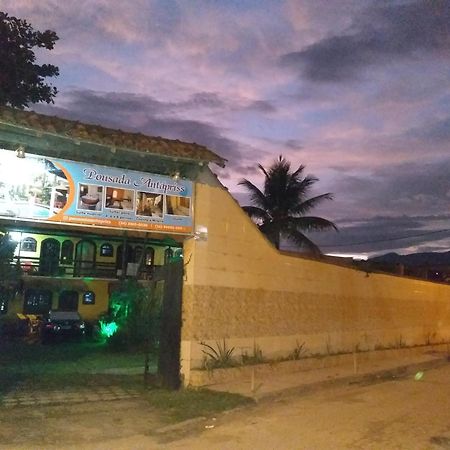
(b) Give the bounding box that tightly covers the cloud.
[232,184,450,255]
[178,92,225,110]
[284,139,303,150]
[246,100,277,113]
[408,115,450,143]
[281,1,450,82]
[6,0,449,257]
[309,214,450,255]
[318,158,450,226]
[34,89,245,163]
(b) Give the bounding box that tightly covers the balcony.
[13,256,156,280]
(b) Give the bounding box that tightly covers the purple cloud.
[281,1,450,82]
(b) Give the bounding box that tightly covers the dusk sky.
[4,0,450,257]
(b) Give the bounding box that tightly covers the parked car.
[41,310,86,343]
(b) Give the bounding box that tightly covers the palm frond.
[289,216,338,232]
[283,229,322,255]
[259,221,281,249]
[287,175,318,200]
[291,164,305,178]
[238,178,267,209]
[290,193,334,215]
[242,206,269,222]
[257,163,269,179]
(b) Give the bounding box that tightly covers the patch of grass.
[241,342,265,365]
[287,340,308,360]
[0,342,251,424]
[394,334,407,349]
[0,341,151,396]
[143,388,253,423]
[0,340,146,370]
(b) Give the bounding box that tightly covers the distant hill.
[370,251,450,267]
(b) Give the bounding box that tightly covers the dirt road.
[2,365,450,449]
[165,365,450,450]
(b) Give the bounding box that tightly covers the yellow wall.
[77,280,110,320]
[7,279,110,321]
[13,232,167,268]
[180,183,450,383]
[4,230,172,321]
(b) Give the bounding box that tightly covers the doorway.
[74,240,96,277]
[39,238,61,276]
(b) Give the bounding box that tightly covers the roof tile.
[0,106,226,166]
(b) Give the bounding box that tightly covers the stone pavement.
[1,385,140,408]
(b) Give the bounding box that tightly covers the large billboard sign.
[0,149,193,234]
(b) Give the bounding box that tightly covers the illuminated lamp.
[15,146,26,158]
[99,320,119,338]
[194,225,208,241]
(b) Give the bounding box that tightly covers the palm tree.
[239,156,337,254]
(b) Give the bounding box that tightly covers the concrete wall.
[180,183,450,384]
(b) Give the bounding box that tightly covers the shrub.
[201,340,236,370]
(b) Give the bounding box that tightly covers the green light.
[99,320,119,338]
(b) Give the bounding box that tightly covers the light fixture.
[172,171,180,181]
[194,225,208,241]
[15,146,26,158]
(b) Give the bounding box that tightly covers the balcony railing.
[13,256,155,280]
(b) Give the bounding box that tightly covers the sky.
[3,0,450,257]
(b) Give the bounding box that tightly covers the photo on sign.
[77,184,103,211]
[0,148,193,234]
[51,185,69,212]
[105,187,134,211]
[136,192,163,218]
[0,156,67,219]
[165,195,191,216]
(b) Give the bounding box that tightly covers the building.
[1,106,450,388]
[0,106,224,323]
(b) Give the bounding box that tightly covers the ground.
[166,365,450,450]
[0,340,250,447]
[2,364,450,449]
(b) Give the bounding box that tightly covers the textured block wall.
[180,183,450,381]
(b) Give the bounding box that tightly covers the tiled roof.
[0,106,226,166]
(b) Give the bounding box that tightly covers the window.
[133,246,143,263]
[21,237,37,252]
[82,291,96,305]
[144,247,154,266]
[173,248,183,259]
[61,240,74,264]
[100,243,114,257]
[58,290,78,311]
[164,247,174,264]
[23,289,52,314]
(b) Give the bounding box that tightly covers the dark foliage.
[239,155,337,254]
[0,231,20,287]
[107,279,161,352]
[0,11,59,108]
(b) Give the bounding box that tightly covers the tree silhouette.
[239,156,337,254]
[0,11,59,108]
